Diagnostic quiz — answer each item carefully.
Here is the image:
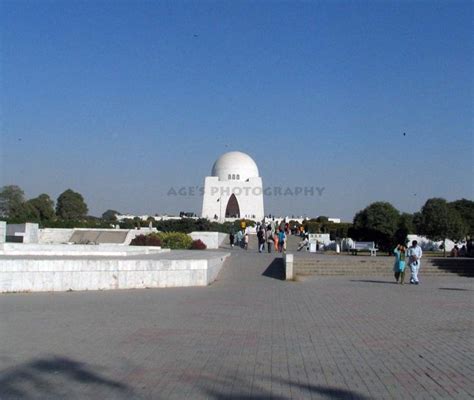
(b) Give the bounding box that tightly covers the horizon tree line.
[0,185,472,251]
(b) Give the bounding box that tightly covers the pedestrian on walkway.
[244,233,249,250]
[257,227,265,253]
[408,240,423,284]
[297,234,309,251]
[393,244,407,284]
[229,232,235,248]
[278,228,286,253]
[266,227,273,253]
[235,230,243,248]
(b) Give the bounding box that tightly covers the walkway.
[1,243,473,399]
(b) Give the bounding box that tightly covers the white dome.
[211,151,259,181]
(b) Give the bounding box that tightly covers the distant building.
[201,151,264,222]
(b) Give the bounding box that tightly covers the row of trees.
[1,185,472,253]
[117,216,255,234]
[350,199,473,252]
[291,216,352,240]
[0,185,89,225]
[0,185,254,232]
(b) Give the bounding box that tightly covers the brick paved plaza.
[1,249,473,399]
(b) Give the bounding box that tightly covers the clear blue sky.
[1,1,472,221]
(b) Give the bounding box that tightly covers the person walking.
[266,227,273,253]
[229,232,235,248]
[257,227,265,253]
[278,228,286,253]
[273,230,279,252]
[235,230,243,248]
[244,233,249,250]
[393,244,407,284]
[408,240,423,284]
[297,234,309,251]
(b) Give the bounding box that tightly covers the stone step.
[295,266,471,272]
[296,271,468,276]
[292,256,474,277]
[294,265,472,276]
[296,272,470,277]
[295,268,472,276]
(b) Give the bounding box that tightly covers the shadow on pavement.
[0,356,132,399]
[201,374,371,400]
[262,258,285,280]
[430,258,474,277]
[439,287,472,292]
[350,279,397,285]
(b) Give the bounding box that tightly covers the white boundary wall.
[38,228,75,244]
[190,232,228,249]
[0,252,230,292]
[0,243,167,257]
[38,227,157,245]
[284,253,294,280]
[6,223,39,243]
[0,221,6,243]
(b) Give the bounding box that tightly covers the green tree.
[102,209,120,221]
[118,218,135,229]
[56,189,88,220]
[316,216,329,223]
[352,201,400,251]
[418,198,467,256]
[0,185,26,219]
[394,213,414,245]
[303,220,322,233]
[133,217,142,228]
[449,199,474,236]
[27,194,55,221]
[412,211,423,233]
[327,222,351,241]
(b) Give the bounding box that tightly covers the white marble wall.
[0,253,229,292]
[0,243,167,256]
[0,221,6,243]
[38,228,74,243]
[201,176,264,222]
[38,227,157,245]
[189,232,229,249]
[6,223,39,243]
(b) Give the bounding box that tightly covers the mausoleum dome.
[211,151,259,181]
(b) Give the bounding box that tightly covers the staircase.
[293,255,474,277]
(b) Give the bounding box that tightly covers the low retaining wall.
[38,228,157,245]
[0,251,230,293]
[6,223,39,243]
[284,253,294,280]
[0,243,167,257]
[190,232,229,249]
[0,221,6,244]
[38,228,74,244]
[292,254,474,277]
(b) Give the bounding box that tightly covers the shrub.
[130,234,162,247]
[190,239,207,250]
[157,232,193,249]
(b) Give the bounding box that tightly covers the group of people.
[256,225,287,253]
[229,224,289,253]
[451,245,467,257]
[229,230,249,249]
[393,240,423,285]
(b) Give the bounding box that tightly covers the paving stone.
[0,241,473,399]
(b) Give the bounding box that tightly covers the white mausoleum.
[201,151,264,222]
